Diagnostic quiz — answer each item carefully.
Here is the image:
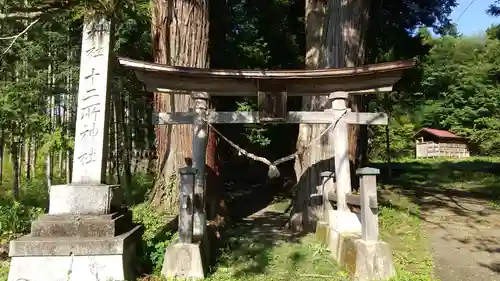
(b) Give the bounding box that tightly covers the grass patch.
[206,234,348,281]
[268,198,292,213]
[376,157,500,196]
[132,203,177,274]
[487,200,500,210]
[376,157,500,280]
[0,260,9,281]
[380,191,437,281]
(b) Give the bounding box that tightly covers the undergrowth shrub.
[132,203,177,274]
[0,201,43,241]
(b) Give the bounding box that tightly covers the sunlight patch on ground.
[206,234,348,281]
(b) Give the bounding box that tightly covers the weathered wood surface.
[136,86,393,97]
[416,141,470,159]
[72,17,113,184]
[326,192,377,209]
[153,111,388,125]
[257,81,287,122]
[191,97,208,241]
[357,167,380,242]
[118,57,414,95]
[330,92,351,212]
[178,168,196,243]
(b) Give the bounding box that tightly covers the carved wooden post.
[192,93,208,241]
[330,91,351,212]
[178,167,196,243]
[357,167,380,242]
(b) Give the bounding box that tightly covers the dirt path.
[418,191,500,281]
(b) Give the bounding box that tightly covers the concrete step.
[31,213,129,238]
[9,226,141,257]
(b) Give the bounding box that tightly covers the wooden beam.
[357,167,381,242]
[138,86,393,97]
[118,56,414,96]
[344,112,387,125]
[153,112,194,125]
[327,192,378,209]
[142,74,399,96]
[257,81,287,122]
[153,111,388,125]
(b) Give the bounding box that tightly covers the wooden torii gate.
[118,57,414,279]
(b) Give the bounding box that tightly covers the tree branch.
[0,11,45,20]
[0,18,40,56]
[0,0,72,20]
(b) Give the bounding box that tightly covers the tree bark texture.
[150,0,210,213]
[12,141,20,200]
[0,128,4,184]
[25,137,31,182]
[291,0,370,232]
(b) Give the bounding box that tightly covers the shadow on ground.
[217,211,300,277]
[207,210,345,281]
[375,159,500,280]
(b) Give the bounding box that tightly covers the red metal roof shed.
[413,128,465,139]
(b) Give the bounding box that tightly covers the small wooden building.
[414,128,470,158]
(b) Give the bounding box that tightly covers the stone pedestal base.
[315,221,329,245]
[326,229,395,281]
[327,210,361,232]
[325,210,361,260]
[48,184,121,215]
[9,183,139,281]
[353,240,396,281]
[9,253,131,281]
[318,210,395,280]
[328,228,359,263]
[162,240,206,280]
[8,226,140,281]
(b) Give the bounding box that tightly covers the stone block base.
[327,210,362,233]
[315,221,329,245]
[49,184,121,215]
[326,229,395,281]
[9,253,132,281]
[353,240,396,281]
[8,226,140,281]
[328,228,360,265]
[162,240,206,280]
[31,212,129,237]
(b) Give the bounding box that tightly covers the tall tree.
[290,0,371,232]
[149,0,210,212]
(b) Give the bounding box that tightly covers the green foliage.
[371,34,500,159]
[486,24,500,40]
[236,101,272,147]
[39,127,74,156]
[370,116,416,161]
[0,0,479,279]
[0,201,43,240]
[132,203,176,273]
[378,184,439,281]
[487,1,500,17]
[415,35,500,154]
[123,172,154,206]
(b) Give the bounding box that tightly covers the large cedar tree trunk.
[149,0,211,213]
[290,0,371,232]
